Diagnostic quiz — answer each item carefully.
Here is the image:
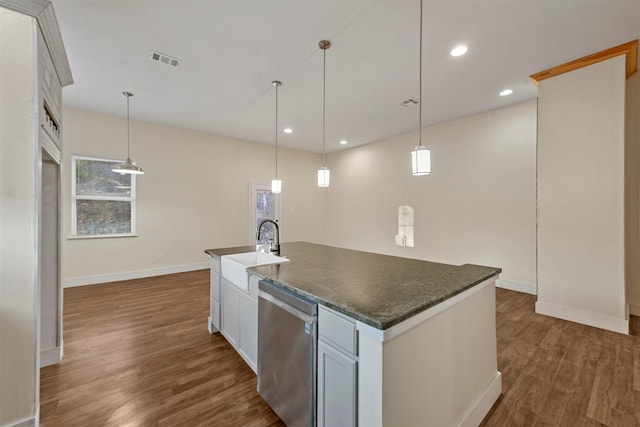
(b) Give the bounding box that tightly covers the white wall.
[536,56,628,333]
[0,8,38,426]
[322,100,537,289]
[61,107,324,285]
[626,71,640,313]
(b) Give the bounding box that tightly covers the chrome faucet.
[256,219,280,256]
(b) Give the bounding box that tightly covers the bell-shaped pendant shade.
[113,157,144,175]
[271,178,282,194]
[317,167,330,187]
[411,145,431,176]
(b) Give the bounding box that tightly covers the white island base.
[355,277,501,427]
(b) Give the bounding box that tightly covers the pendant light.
[271,81,282,194]
[317,40,331,188]
[113,91,144,175]
[411,0,431,176]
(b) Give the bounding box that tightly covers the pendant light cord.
[322,46,327,167]
[126,94,131,157]
[418,0,423,147]
[123,91,134,158]
[275,82,279,178]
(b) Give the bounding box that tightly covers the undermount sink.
[221,251,289,291]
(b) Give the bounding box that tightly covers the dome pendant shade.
[411,145,431,175]
[113,157,144,175]
[271,178,282,194]
[317,167,330,187]
[113,91,144,175]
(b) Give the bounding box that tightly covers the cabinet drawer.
[319,306,357,356]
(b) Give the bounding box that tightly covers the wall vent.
[150,51,181,68]
[398,97,419,107]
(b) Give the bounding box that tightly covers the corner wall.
[626,71,640,314]
[61,107,325,285]
[536,56,627,333]
[0,8,38,427]
[323,100,537,289]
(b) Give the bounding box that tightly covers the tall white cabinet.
[0,1,72,426]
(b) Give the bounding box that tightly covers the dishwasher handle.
[259,290,315,325]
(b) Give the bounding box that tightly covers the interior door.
[248,182,280,245]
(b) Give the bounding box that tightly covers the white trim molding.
[455,372,502,427]
[3,415,37,427]
[535,300,629,335]
[63,262,209,288]
[496,279,537,295]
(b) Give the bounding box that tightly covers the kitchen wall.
[536,56,627,333]
[0,9,38,426]
[62,107,325,285]
[322,100,537,290]
[626,71,640,313]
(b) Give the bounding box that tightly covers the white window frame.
[248,181,280,245]
[70,155,137,239]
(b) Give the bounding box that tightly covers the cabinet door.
[317,340,357,427]
[210,269,221,301]
[238,292,258,373]
[221,279,239,348]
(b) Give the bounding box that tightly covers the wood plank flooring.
[41,270,640,426]
[40,270,283,427]
[481,288,640,426]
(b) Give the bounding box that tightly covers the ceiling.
[53,0,640,154]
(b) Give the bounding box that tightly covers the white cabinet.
[221,278,240,348]
[238,291,258,372]
[0,3,72,425]
[220,274,259,373]
[209,256,221,333]
[318,306,358,427]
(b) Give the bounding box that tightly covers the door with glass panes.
[249,183,280,246]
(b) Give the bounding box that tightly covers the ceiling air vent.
[398,97,419,107]
[150,51,180,68]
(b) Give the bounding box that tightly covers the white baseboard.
[535,300,629,334]
[496,279,537,295]
[456,371,502,427]
[630,303,640,316]
[3,415,37,427]
[63,262,209,288]
[40,345,61,367]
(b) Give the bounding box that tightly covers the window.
[249,182,280,245]
[71,156,137,237]
[395,205,415,247]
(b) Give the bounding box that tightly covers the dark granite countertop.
[205,242,501,330]
[205,245,256,258]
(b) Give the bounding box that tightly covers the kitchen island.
[205,242,502,427]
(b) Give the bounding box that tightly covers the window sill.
[68,233,138,240]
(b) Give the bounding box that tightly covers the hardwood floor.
[40,270,283,427]
[481,288,640,426]
[41,271,640,426]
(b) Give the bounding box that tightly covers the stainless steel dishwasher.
[258,280,317,427]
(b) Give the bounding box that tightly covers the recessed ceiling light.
[499,89,514,96]
[450,45,468,57]
[284,128,293,134]
[340,140,348,145]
